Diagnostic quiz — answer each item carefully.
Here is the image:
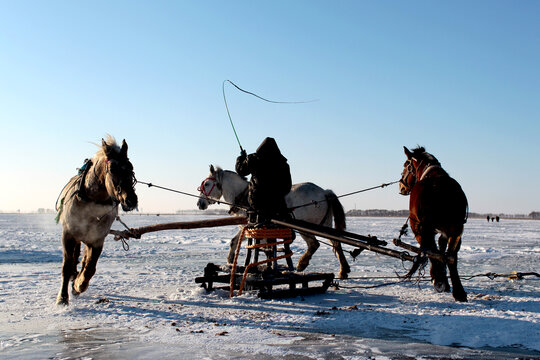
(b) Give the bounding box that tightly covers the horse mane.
[214,165,247,182]
[95,135,121,160]
[411,146,440,166]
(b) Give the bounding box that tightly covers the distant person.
[487,215,490,222]
[496,216,500,222]
[235,137,292,224]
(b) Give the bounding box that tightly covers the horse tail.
[325,191,346,231]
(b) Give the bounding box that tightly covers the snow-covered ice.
[1,214,539,359]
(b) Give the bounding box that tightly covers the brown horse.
[399,146,468,302]
[55,136,138,305]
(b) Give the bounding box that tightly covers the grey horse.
[197,165,351,279]
[55,136,138,305]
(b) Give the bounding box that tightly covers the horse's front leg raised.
[446,235,467,302]
[56,233,79,305]
[73,244,103,295]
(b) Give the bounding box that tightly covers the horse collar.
[419,164,440,181]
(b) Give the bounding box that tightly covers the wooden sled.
[195,262,334,299]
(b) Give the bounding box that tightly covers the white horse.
[197,165,351,279]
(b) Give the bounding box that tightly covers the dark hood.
[256,137,287,162]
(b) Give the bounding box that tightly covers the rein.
[137,180,249,211]
[139,178,399,214]
[289,180,400,211]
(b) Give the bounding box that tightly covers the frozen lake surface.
[1,214,539,359]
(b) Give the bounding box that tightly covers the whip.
[222,79,318,152]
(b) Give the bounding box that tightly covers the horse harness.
[75,158,117,207]
[75,159,93,202]
[197,176,221,198]
[401,158,441,191]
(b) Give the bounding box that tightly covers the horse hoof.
[433,281,448,293]
[338,273,349,280]
[453,291,468,302]
[296,263,308,272]
[73,281,88,295]
[56,297,69,306]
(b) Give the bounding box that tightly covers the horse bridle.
[197,176,220,198]
[400,159,417,193]
[106,159,137,203]
[401,158,441,193]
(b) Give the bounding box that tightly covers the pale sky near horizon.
[1,1,539,214]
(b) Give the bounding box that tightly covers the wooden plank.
[110,216,247,240]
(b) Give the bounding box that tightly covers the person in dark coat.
[236,137,292,223]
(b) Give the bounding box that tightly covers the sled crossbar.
[271,219,416,262]
[272,218,454,265]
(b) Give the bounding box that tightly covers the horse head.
[400,146,441,195]
[197,165,223,210]
[399,147,417,195]
[101,138,138,211]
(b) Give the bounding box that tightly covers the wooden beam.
[271,219,416,262]
[110,216,247,240]
[393,238,455,264]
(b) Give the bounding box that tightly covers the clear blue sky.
[1,1,539,214]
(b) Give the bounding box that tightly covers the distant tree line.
[346,209,540,220]
[4,208,539,219]
[346,209,409,217]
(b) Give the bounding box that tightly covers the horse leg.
[437,235,451,292]
[73,244,103,295]
[412,223,447,292]
[227,230,242,264]
[446,235,467,302]
[56,233,78,305]
[296,233,319,272]
[428,239,449,293]
[331,240,350,279]
[429,256,449,293]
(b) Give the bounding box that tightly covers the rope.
[137,177,398,215]
[137,178,400,214]
[111,215,134,251]
[243,227,293,239]
[136,180,250,211]
[332,271,540,290]
[289,180,400,211]
[336,180,400,199]
[461,271,540,281]
[334,280,405,289]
